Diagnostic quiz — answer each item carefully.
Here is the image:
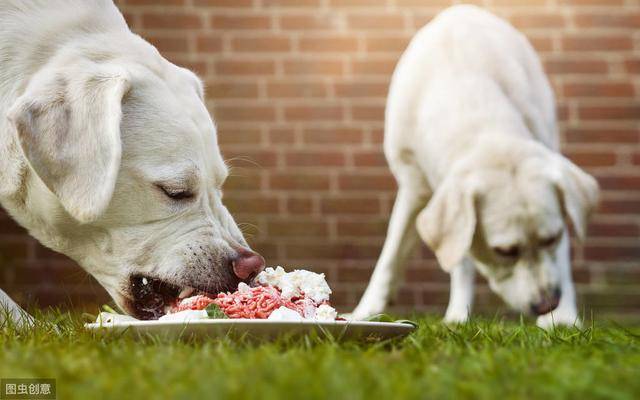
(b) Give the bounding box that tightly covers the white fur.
[0,0,253,322]
[351,6,598,328]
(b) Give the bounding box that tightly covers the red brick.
[544,59,608,75]
[286,197,314,214]
[395,0,453,5]
[574,13,640,29]
[363,35,411,53]
[207,81,259,99]
[351,104,384,121]
[353,150,387,167]
[194,0,253,6]
[279,14,338,30]
[284,105,343,121]
[302,128,364,144]
[213,105,276,122]
[266,81,328,98]
[196,36,223,53]
[268,128,297,144]
[282,59,345,76]
[626,58,640,73]
[225,196,279,214]
[338,173,396,191]
[562,35,632,52]
[588,222,639,237]
[262,0,320,6]
[563,82,634,98]
[337,220,387,237]
[215,60,276,76]
[406,270,450,285]
[144,35,189,53]
[249,242,279,260]
[599,199,640,215]
[346,14,406,30]
[285,151,346,167]
[334,81,389,98]
[141,12,203,29]
[321,197,381,214]
[511,13,566,29]
[127,0,185,5]
[565,150,617,166]
[210,15,272,30]
[270,173,331,190]
[559,0,624,6]
[328,0,388,6]
[585,245,640,262]
[564,128,639,144]
[299,36,359,53]
[597,176,640,191]
[578,105,640,121]
[267,219,328,237]
[0,219,27,234]
[351,59,398,76]
[232,36,291,52]
[217,128,262,145]
[336,266,374,283]
[285,243,381,260]
[0,240,29,260]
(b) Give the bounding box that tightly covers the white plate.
[85,319,416,341]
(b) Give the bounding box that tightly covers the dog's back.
[385,5,558,185]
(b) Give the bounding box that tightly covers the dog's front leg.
[0,288,34,328]
[350,187,425,320]
[537,231,580,329]
[443,258,476,324]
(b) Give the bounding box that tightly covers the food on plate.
[95,266,338,323]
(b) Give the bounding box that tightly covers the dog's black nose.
[530,288,561,315]
[231,248,265,281]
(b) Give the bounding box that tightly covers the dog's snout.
[231,249,265,280]
[530,287,561,315]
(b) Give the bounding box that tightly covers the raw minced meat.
[169,267,338,321]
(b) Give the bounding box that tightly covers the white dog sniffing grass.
[351,6,599,328]
[0,0,265,325]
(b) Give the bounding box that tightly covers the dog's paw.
[442,309,470,325]
[536,311,581,330]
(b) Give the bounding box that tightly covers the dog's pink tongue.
[232,253,266,280]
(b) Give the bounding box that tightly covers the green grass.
[1,311,639,400]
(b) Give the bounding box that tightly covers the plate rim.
[85,319,416,331]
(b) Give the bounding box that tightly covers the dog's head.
[416,140,598,315]
[6,45,264,319]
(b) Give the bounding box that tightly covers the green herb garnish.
[205,303,228,319]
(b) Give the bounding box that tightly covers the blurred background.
[1,0,638,320]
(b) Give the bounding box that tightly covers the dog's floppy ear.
[416,174,478,272]
[7,62,130,223]
[551,155,599,240]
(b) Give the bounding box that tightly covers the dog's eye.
[158,185,194,200]
[539,235,560,247]
[493,245,520,258]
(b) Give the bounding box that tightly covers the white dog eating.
[351,6,599,328]
[0,0,265,324]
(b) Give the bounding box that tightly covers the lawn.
[1,312,639,400]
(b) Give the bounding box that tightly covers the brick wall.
[1,0,638,318]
